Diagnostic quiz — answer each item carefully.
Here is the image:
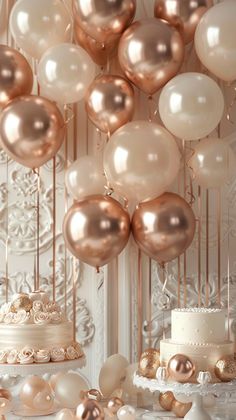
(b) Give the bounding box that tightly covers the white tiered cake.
[0,291,84,365]
[160,308,234,381]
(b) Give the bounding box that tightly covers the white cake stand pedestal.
[133,373,236,420]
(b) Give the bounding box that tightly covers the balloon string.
[64,105,69,316]
[198,185,202,307]
[205,189,209,307]
[226,85,236,124]
[137,249,143,359]
[52,157,56,301]
[217,188,221,307]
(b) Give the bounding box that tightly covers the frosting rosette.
[34,311,50,325]
[13,309,30,324]
[18,347,34,364]
[50,347,65,362]
[7,349,18,364]
[0,350,8,363]
[32,300,44,312]
[50,311,62,324]
[66,345,78,360]
[73,342,83,357]
[34,349,50,363]
[0,302,11,314]
[4,312,14,324]
[45,302,60,313]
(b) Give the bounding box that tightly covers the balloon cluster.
[0,0,235,271]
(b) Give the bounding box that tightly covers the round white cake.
[0,291,84,364]
[160,308,234,382]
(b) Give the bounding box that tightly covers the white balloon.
[117,405,136,420]
[65,156,106,200]
[159,72,224,141]
[55,408,75,420]
[195,0,236,82]
[54,373,89,409]
[10,0,72,59]
[38,43,96,104]
[99,354,129,397]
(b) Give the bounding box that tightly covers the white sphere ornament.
[117,405,136,420]
[54,372,89,409]
[197,371,212,386]
[99,354,129,397]
[156,366,168,383]
[55,408,75,420]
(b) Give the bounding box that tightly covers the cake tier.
[171,308,226,344]
[160,339,234,382]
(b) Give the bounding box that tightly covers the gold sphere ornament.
[10,294,32,312]
[168,354,195,383]
[107,397,124,415]
[215,356,236,382]
[172,400,192,418]
[76,398,105,420]
[138,348,160,378]
[159,392,175,411]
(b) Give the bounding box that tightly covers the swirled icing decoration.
[18,347,35,364]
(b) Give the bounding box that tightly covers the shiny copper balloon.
[138,348,160,379]
[118,18,184,95]
[85,75,134,134]
[172,400,192,417]
[154,0,213,44]
[74,22,117,66]
[73,0,136,43]
[0,389,12,401]
[132,193,196,264]
[63,195,130,269]
[0,45,33,106]
[0,95,65,168]
[168,354,195,383]
[159,392,175,411]
[215,356,236,382]
[76,398,104,420]
[107,397,124,415]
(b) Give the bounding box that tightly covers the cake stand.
[133,372,236,420]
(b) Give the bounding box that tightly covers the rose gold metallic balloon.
[63,195,130,269]
[0,95,65,168]
[172,400,192,417]
[73,0,136,43]
[0,389,11,401]
[76,399,104,420]
[118,18,184,95]
[85,75,134,134]
[159,392,175,411]
[0,45,33,107]
[132,193,196,264]
[154,0,213,44]
[168,354,195,383]
[138,348,160,379]
[74,22,117,66]
[215,356,236,382]
[107,397,124,415]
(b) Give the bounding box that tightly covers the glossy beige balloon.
[154,0,213,44]
[76,399,104,420]
[189,138,236,189]
[195,1,236,82]
[0,45,33,107]
[10,0,72,59]
[73,0,136,43]
[38,43,96,104]
[118,18,184,95]
[55,409,75,420]
[55,373,89,409]
[85,75,134,134]
[99,354,129,397]
[65,156,106,200]
[33,389,54,410]
[0,95,65,168]
[132,193,196,264]
[159,72,224,140]
[0,398,11,415]
[103,121,181,203]
[20,376,51,409]
[74,22,117,66]
[63,196,130,268]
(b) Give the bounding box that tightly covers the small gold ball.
[107,397,124,415]
[159,392,175,411]
[172,400,192,417]
[215,356,236,382]
[168,354,195,383]
[10,294,32,313]
[138,348,160,378]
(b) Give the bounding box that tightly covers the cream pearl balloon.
[65,156,106,200]
[38,43,96,104]
[55,408,75,420]
[189,138,236,188]
[195,1,236,82]
[159,72,224,141]
[104,121,181,203]
[49,372,64,392]
[99,354,129,397]
[20,376,51,409]
[54,373,89,409]
[33,389,54,410]
[0,398,11,415]
[121,363,138,396]
[117,405,136,420]
[10,0,72,60]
